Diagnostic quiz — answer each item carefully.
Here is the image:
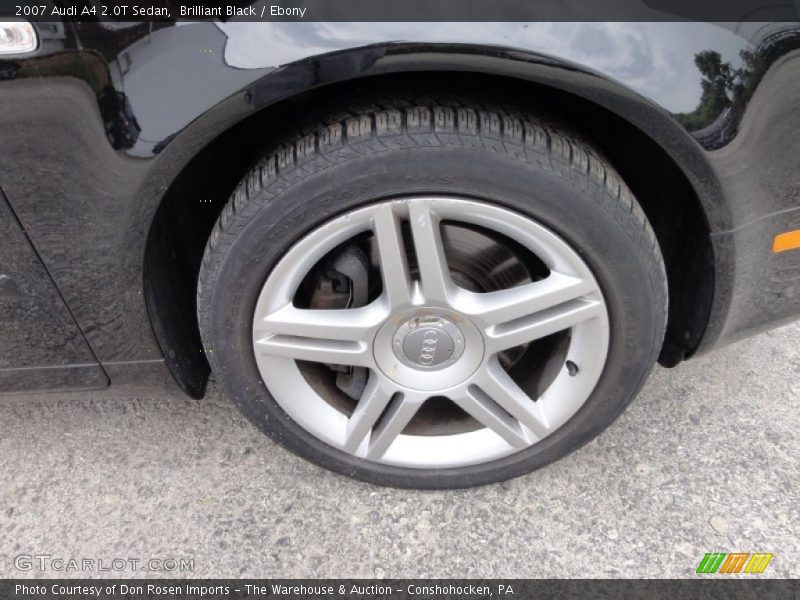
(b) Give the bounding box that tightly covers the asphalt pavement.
[1,323,798,579]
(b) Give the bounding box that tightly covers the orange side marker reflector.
[773,230,800,253]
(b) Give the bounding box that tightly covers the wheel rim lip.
[252,196,610,469]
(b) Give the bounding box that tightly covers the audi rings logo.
[418,331,440,364]
[396,318,460,370]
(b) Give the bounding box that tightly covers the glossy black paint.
[0,21,798,394]
[0,188,108,391]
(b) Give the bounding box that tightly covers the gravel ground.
[1,322,798,579]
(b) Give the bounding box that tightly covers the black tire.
[197,91,667,489]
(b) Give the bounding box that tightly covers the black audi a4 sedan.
[1,16,798,487]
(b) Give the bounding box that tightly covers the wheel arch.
[142,44,723,397]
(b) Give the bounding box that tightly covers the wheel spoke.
[254,336,370,366]
[452,386,532,448]
[455,271,596,326]
[366,393,426,460]
[255,302,385,340]
[472,359,550,438]
[342,375,395,453]
[372,203,413,308]
[407,203,453,304]
[254,303,384,367]
[483,291,604,353]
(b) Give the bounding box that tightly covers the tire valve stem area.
[566,360,579,376]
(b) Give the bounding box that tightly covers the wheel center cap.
[392,316,464,370]
[374,308,483,391]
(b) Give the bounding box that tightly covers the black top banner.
[1,0,799,22]
[2,579,799,600]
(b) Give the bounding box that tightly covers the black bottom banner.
[1,579,797,600]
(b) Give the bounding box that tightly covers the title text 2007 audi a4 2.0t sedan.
[1,15,798,487]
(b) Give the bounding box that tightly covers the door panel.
[0,188,108,393]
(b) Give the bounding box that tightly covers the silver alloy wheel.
[252,197,610,468]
